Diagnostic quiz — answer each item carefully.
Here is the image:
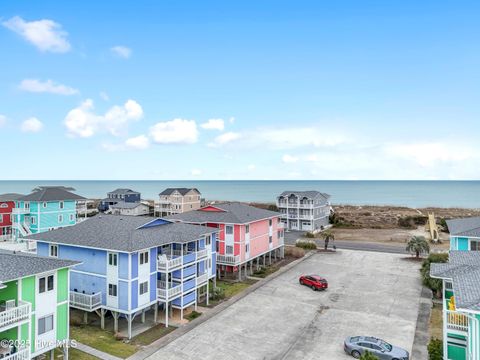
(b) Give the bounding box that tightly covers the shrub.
[185,311,202,321]
[421,253,449,297]
[209,286,225,301]
[427,338,443,360]
[406,236,430,258]
[439,218,449,232]
[285,246,305,258]
[304,232,315,238]
[359,351,379,360]
[267,204,278,212]
[296,241,317,250]
[398,215,427,228]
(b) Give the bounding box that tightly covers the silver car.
[344,336,409,360]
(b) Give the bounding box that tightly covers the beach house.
[430,251,480,360]
[24,215,218,338]
[0,250,79,360]
[155,188,202,216]
[166,202,284,280]
[98,188,141,212]
[0,193,23,241]
[447,217,480,251]
[276,190,331,231]
[12,186,86,240]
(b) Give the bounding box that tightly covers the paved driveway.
[147,250,422,360]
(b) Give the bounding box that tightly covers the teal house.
[429,217,480,360]
[12,186,86,239]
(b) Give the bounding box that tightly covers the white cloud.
[64,99,143,138]
[21,117,43,132]
[125,135,150,150]
[99,91,109,101]
[111,46,132,59]
[149,119,198,144]
[208,132,242,147]
[191,169,202,176]
[229,117,235,124]
[200,118,224,131]
[247,164,256,171]
[0,115,7,127]
[282,154,299,163]
[19,79,78,95]
[2,16,70,53]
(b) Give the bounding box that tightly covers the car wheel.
[351,350,361,359]
[311,285,316,291]
[299,280,304,285]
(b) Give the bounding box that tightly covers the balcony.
[157,281,182,300]
[157,249,209,271]
[157,255,183,271]
[69,291,102,311]
[216,254,240,265]
[0,346,29,360]
[196,273,209,286]
[0,301,30,331]
[11,208,30,215]
[446,310,468,333]
[196,248,208,259]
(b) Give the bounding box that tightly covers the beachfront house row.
[0,250,79,360]
[0,193,23,241]
[447,217,480,251]
[276,190,331,232]
[24,215,218,338]
[166,202,285,280]
[98,188,141,212]
[12,186,87,240]
[155,188,202,216]
[430,251,480,360]
[108,201,150,216]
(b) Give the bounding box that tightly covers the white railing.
[216,254,240,265]
[196,273,209,286]
[12,208,30,215]
[157,255,183,271]
[1,346,30,360]
[69,291,102,311]
[445,282,453,291]
[157,282,182,300]
[298,214,313,219]
[196,248,208,259]
[0,301,30,330]
[446,310,469,333]
[0,235,13,241]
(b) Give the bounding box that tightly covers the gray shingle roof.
[0,193,24,202]
[431,251,480,311]
[278,190,330,202]
[108,188,140,195]
[0,250,80,283]
[19,186,86,202]
[159,188,200,196]
[447,217,480,237]
[23,215,218,252]
[166,202,280,224]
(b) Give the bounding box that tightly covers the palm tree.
[321,230,335,250]
[406,235,430,259]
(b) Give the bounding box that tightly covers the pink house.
[166,203,285,279]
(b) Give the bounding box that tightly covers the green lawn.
[53,347,100,360]
[70,324,138,359]
[430,303,443,339]
[185,311,202,321]
[130,323,176,346]
[207,279,257,307]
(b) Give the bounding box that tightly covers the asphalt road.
[284,230,408,254]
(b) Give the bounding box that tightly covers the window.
[216,241,219,253]
[140,251,149,265]
[39,274,54,293]
[269,236,272,244]
[42,202,47,208]
[58,215,63,223]
[471,241,480,251]
[205,235,211,245]
[269,219,273,226]
[59,201,64,209]
[139,281,148,295]
[245,244,249,253]
[225,225,233,235]
[0,214,2,223]
[108,253,118,266]
[38,315,54,335]
[226,245,233,254]
[30,217,36,225]
[70,214,75,221]
[208,258,211,269]
[25,202,30,210]
[245,224,250,234]
[49,244,58,257]
[108,284,117,297]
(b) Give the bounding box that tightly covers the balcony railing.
[216,254,240,265]
[157,281,182,300]
[446,310,468,333]
[196,248,208,259]
[0,301,30,331]
[0,346,29,360]
[157,255,183,271]
[12,208,30,215]
[69,291,102,311]
[196,273,209,286]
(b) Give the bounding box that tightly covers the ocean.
[0,180,479,208]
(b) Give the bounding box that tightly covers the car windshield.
[380,341,392,351]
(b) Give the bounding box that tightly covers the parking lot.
[147,250,423,360]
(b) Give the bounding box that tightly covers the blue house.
[12,186,86,240]
[25,215,218,338]
[447,217,480,251]
[98,188,141,212]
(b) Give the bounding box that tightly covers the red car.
[299,275,328,291]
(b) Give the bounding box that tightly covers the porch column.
[238,264,242,281]
[269,251,272,265]
[63,344,69,360]
[154,303,158,323]
[83,311,88,324]
[113,312,119,333]
[141,309,146,323]
[165,302,169,327]
[127,314,132,339]
[206,282,210,306]
[100,309,106,329]
[50,349,54,360]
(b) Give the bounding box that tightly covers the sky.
[1,0,479,180]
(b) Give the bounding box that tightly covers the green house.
[431,251,480,360]
[0,250,79,359]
